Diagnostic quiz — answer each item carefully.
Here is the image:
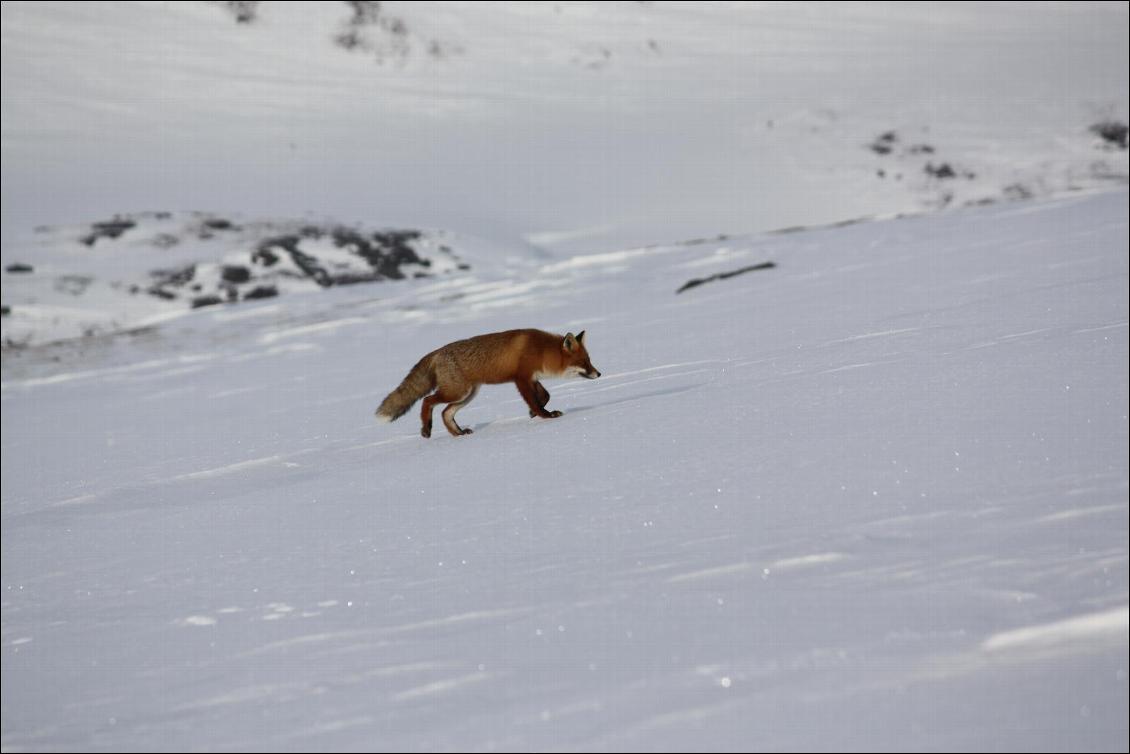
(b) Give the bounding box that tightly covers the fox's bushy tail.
[376,352,437,422]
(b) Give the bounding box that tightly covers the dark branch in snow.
[676,262,776,294]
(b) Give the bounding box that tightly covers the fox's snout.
[582,367,601,379]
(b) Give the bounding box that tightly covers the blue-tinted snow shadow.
[565,381,704,414]
[471,382,705,433]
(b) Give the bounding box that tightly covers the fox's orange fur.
[376,329,601,437]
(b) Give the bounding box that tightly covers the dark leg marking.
[420,394,440,438]
[517,379,561,419]
[529,380,551,417]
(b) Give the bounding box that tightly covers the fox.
[376,328,601,437]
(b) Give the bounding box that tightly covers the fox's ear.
[576,330,586,345]
[563,332,576,352]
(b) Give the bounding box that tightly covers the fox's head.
[562,331,601,379]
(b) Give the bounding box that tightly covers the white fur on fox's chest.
[533,366,584,381]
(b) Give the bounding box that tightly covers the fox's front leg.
[528,380,551,418]
[517,379,561,419]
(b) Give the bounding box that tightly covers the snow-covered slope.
[3,189,1127,751]
[3,1,1127,350]
[3,1,1127,254]
[3,2,1128,750]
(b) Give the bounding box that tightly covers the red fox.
[376,329,601,437]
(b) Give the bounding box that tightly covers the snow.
[2,2,1127,251]
[3,188,1127,751]
[2,2,1129,751]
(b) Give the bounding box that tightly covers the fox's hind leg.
[420,393,441,438]
[528,380,551,418]
[441,385,479,437]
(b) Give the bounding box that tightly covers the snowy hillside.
[2,1,1128,751]
[3,1,1128,350]
[3,189,1127,751]
[0,211,493,347]
[3,1,1127,253]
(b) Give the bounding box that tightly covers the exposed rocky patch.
[80,218,137,247]
[242,285,278,300]
[221,1,259,24]
[868,131,899,155]
[251,226,433,288]
[865,120,1128,211]
[330,1,460,64]
[1,212,471,348]
[221,265,251,284]
[924,162,975,180]
[863,127,1078,208]
[868,130,975,184]
[676,261,776,294]
[74,213,461,306]
[1090,120,1128,150]
[191,295,226,309]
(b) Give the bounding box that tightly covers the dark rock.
[924,162,957,179]
[223,1,259,23]
[243,285,278,300]
[203,218,238,231]
[5,263,33,273]
[191,295,225,309]
[80,218,136,246]
[221,265,251,283]
[328,272,382,286]
[1091,121,1129,149]
[252,246,280,267]
[677,261,776,294]
[255,235,329,284]
[869,131,898,155]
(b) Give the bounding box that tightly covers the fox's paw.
[459,427,474,435]
[421,426,432,439]
[546,410,563,418]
